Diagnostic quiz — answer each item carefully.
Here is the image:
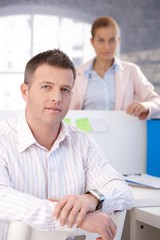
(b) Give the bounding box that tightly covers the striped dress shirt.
[0,111,133,240]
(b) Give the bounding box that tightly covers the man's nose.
[51,89,62,102]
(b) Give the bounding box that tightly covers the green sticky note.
[76,118,92,132]
[64,118,71,125]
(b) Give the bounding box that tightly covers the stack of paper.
[124,174,160,189]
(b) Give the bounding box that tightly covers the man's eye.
[61,88,71,94]
[42,85,50,90]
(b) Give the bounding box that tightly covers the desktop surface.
[131,186,160,207]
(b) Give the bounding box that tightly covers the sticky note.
[64,118,71,125]
[76,118,92,132]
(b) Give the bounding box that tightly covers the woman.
[70,16,160,120]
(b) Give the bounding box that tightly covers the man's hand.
[49,193,98,228]
[126,101,149,120]
[79,211,117,240]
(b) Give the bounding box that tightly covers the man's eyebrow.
[40,81,54,85]
[61,84,72,89]
[40,81,72,88]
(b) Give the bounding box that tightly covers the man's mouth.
[45,107,61,112]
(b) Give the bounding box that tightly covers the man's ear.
[20,83,28,100]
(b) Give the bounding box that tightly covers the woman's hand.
[126,101,149,120]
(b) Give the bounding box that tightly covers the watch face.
[88,189,105,210]
[90,189,105,201]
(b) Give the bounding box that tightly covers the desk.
[131,186,160,207]
[122,186,160,239]
[130,207,160,240]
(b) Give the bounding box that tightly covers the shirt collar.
[17,111,70,153]
[17,111,37,153]
[84,59,95,78]
[84,57,122,78]
[114,57,125,71]
[53,122,70,146]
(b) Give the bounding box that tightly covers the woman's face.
[91,26,120,61]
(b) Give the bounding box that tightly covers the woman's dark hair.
[91,16,120,38]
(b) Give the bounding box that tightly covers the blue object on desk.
[147,119,160,177]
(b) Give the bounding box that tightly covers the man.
[0,49,133,240]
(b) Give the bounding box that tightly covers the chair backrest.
[7,210,126,240]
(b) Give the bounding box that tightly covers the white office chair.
[7,210,126,240]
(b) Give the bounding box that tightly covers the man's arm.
[49,195,117,240]
[50,192,98,227]
[50,137,134,228]
[79,211,117,240]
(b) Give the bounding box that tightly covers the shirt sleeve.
[0,152,75,231]
[132,64,160,118]
[85,137,134,214]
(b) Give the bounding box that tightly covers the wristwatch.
[87,189,105,210]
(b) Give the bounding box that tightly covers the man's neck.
[25,114,61,150]
[33,124,61,150]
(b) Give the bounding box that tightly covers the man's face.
[21,64,74,128]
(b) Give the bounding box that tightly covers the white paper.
[124,174,160,189]
[90,118,108,132]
